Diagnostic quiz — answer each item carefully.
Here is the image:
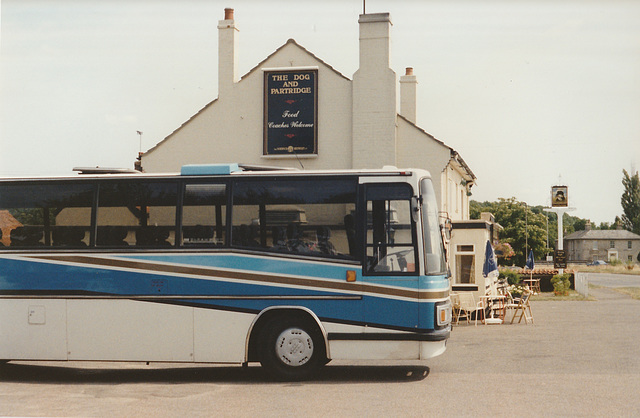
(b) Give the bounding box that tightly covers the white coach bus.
[0,163,451,380]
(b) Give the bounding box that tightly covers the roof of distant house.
[565,229,640,240]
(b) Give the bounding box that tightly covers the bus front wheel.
[258,316,325,381]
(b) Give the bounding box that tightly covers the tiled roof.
[565,229,640,240]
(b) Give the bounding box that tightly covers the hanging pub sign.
[551,185,568,207]
[263,69,318,156]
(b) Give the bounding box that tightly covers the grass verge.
[588,283,640,300]
[608,287,640,300]
[573,264,640,275]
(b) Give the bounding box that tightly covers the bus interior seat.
[10,226,43,247]
[182,225,215,245]
[53,227,87,247]
[136,227,171,247]
[97,226,129,246]
[233,224,260,248]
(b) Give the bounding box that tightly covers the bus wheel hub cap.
[276,328,313,366]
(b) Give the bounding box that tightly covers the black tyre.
[258,316,326,381]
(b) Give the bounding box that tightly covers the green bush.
[499,268,521,285]
[551,273,571,296]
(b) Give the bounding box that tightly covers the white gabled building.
[141,9,491,290]
[141,9,476,223]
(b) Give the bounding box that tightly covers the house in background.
[564,221,640,263]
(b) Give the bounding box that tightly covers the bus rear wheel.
[258,316,325,381]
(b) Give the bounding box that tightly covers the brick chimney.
[352,13,397,169]
[585,220,592,231]
[218,8,238,99]
[400,67,417,124]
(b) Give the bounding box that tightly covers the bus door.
[361,183,420,331]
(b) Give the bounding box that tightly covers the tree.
[478,197,549,266]
[621,169,640,234]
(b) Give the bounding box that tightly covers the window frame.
[94,179,180,248]
[454,244,476,284]
[228,175,359,261]
[363,183,419,276]
[179,179,230,247]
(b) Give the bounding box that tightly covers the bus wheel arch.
[246,307,329,380]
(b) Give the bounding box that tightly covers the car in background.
[587,260,608,266]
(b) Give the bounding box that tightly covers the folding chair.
[510,290,534,324]
[451,292,461,325]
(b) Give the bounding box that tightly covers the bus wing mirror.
[411,196,421,223]
[442,218,452,240]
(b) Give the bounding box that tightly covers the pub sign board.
[264,69,318,156]
[551,185,568,207]
[554,249,567,269]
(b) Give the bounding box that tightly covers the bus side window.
[96,181,177,248]
[0,183,94,248]
[182,183,227,246]
[232,178,357,259]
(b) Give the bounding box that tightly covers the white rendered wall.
[142,42,352,173]
[396,116,450,210]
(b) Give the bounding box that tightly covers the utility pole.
[525,201,528,257]
[546,213,549,260]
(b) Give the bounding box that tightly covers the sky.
[1,0,639,225]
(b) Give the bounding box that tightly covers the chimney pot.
[218,8,239,97]
[405,67,413,76]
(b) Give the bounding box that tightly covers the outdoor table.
[480,294,506,324]
[523,278,541,294]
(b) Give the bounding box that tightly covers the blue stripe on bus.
[123,253,363,282]
[119,253,447,291]
[0,255,444,332]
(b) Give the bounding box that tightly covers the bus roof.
[1,164,432,181]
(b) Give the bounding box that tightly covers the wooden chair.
[451,293,461,324]
[523,277,541,294]
[509,290,534,324]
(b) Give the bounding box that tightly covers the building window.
[456,255,475,284]
[610,240,615,249]
[629,255,633,262]
[592,241,598,251]
[455,244,475,284]
[628,241,632,249]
